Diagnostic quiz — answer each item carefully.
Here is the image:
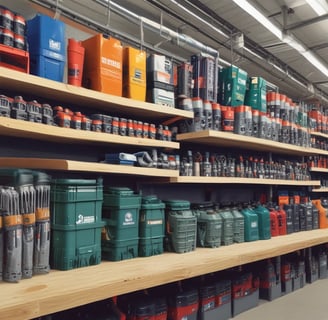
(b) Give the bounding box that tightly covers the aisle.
[234,278,328,320]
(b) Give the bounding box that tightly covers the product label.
[76,215,95,224]
[49,39,61,51]
[101,57,121,69]
[122,212,135,226]
[147,219,163,225]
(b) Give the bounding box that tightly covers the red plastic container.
[277,208,287,235]
[270,209,279,237]
[67,38,85,86]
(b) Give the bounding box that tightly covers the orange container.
[123,46,146,101]
[67,38,85,86]
[312,199,328,229]
[82,34,123,96]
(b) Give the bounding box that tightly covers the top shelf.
[177,130,328,156]
[0,67,194,121]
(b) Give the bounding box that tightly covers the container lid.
[0,168,34,186]
[164,199,190,210]
[51,178,102,186]
[33,171,51,185]
[141,195,165,209]
[191,202,214,210]
[104,187,135,196]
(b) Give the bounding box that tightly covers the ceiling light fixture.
[232,0,283,39]
[305,0,328,15]
[233,0,328,79]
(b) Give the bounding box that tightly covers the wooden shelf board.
[311,131,328,139]
[312,188,328,193]
[309,167,328,173]
[2,229,328,320]
[177,130,328,156]
[0,158,178,177]
[0,117,180,149]
[170,176,321,186]
[0,67,193,121]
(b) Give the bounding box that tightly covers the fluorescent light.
[302,51,328,77]
[232,0,282,40]
[306,0,328,15]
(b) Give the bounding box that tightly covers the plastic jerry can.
[82,34,123,96]
[311,203,319,229]
[283,204,294,234]
[253,205,271,240]
[269,209,279,237]
[276,207,287,235]
[292,204,300,232]
[218,208,234,245]
[241,206,259,242]
[312,199,328,229]
[123,46,146,101]
[230,207,245,243]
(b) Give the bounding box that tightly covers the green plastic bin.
[102,187,141,241]
[102,238,138,261]
[241,206,259,242]
[138,236,164,257]
[231,207,245,243]
[219,208,234,245]
[164,200,197,253]
[253,205,271,240]
[51,221,104,270]
[139,195,165,238]
[50,178,103,226]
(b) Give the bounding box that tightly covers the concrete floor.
[233,278,328,320]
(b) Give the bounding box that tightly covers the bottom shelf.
[2,229,328,320]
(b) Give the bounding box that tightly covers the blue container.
[27,14,65,81]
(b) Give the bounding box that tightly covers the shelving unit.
[0,67,194,122]
[2,229,328,320]
[0,117,180,149]
[0,157,179,177]
[312,187,328,193]
[0,26,326,320]
[177,130,328,156]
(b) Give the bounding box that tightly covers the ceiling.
[14,0,328,104]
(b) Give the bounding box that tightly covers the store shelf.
[1,229,328,320]
[177,130,328,156]
[311,187,328,193]
[169,176,321,186]
[0,67,194,121]
[0,117,180,149]
[309,167,328,173]
[311,131,328,139]
[0,157,179,177]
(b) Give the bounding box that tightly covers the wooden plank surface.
[170,176,321,186]
[177,130,328,156]
[0,67,193,121]
[0,117,180,149]
[0,158,179,177]
[312,188,328,193]
[1,229,328,319]
[309,167,328,173]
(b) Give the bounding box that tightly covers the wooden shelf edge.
[0,67,194,120]
[1,229,327,320]
[176,130,328,156]
[311,131,328,139]
[309,167,328,173]
[0,158,179,178]
[312,188,328,193]
[0,118,180,149]
[170,176,321,186]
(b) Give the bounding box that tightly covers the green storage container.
[253,205,271,240]
[231,207,245,243]
[139,195,165,238]
[219,208,234,245]
[50,178,103,226]
[0,168,34,186]
[103,187,141,208]
[245,76,267,112]
[219,66,248,106]
[139,236,164,257]
[102,238,138,261]
[191,202,221,248]
[241,206,259,242]
[102,187,141,241]
[164,200,197,253]
[51,221,104,270]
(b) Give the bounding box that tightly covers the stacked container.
[82,34,123,96]
[50,178,104,270]
[231,207,245,243]
[241,206,259,242]
[139,195,165,257]
[102,187,141,261]
[123,46,146,101]
[27,14,66,81]
[164,200,197,253]
[192,202,222,248]
[219,207,234,245]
